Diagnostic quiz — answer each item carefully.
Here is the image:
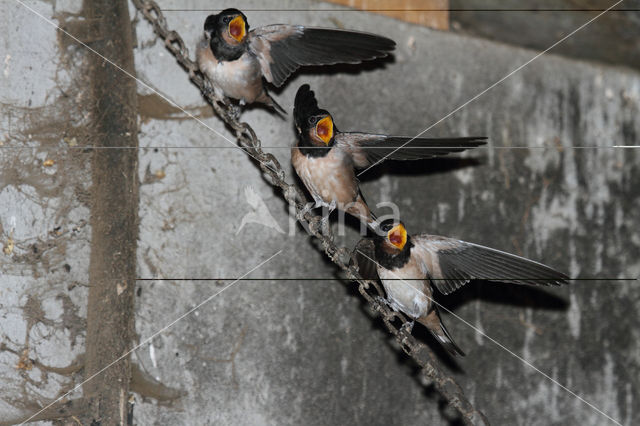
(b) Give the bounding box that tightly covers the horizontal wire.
[161,9,638,12]
[0,146,637,150]
[136,277,637,281]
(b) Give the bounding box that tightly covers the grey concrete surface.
[1,0,639,425]
[450,0,640,72]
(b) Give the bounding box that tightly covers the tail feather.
[268,95,286,115]
[257,90,287,115]
[356,190,377,223]
[418,309,465,357]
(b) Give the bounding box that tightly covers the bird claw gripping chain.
[131,1,488,424]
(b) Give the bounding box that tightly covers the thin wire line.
[356,0,625,177]
[355,250,622,426]
[20,250,282,424]
[10,0,276,174]
[135,277,637,281]
[161,9,635,12]
[0,146,635,150]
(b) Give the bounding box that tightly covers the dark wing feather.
[412,235,569,295]
[352,239,379,281]
[335,133,487,169]
[249,25,395,87]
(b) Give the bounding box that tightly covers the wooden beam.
[82,0,139,423]
[324,0,449,30]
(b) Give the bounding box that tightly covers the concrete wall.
[1,1,638,425]
[450,0,640,71]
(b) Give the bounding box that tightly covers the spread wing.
[335,133,487,169]
[249,25,395,87]
[411,235,569,295]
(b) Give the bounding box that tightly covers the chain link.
[131,1,488,424]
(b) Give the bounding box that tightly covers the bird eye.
[223,16,231,23]
[308,116,317,125]
[380,221,394,232]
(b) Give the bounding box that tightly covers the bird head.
[204,9,248,45]
[294,84,335,148]
[376,219,408,251]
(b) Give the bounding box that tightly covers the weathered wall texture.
[1,1,638,425]
[0,0,91,422]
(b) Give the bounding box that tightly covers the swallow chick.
[292,84,487,225]
[196,8,396,113]
[356,219,569,356]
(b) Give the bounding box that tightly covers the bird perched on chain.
[292,84,487,225]
[196,8,396,113]
[355,219,569,356]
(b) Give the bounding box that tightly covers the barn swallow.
[292,84,487,225]
[355,219,569,356]
[196,8,396,113]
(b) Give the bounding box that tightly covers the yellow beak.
[228,16,246,42]
[388,224,407,250]
[315,116,334,145]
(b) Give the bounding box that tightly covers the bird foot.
[223,99,242,120]
[202,83,217,100]
[326,200,337,214]
[374,296,389,308]
[320,214,331,235]
[230,106,242,120]
[313,196,324,209]
[297,201,316,221]
[400,321,415,335]
[319,200,336,234]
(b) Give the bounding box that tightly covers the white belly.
[378,265,431,319]
[197,46,262,102]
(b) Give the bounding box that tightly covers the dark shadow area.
[358,156,485,183]
[439,280,569,312]
[335,267,568,374]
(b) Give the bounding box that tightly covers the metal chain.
[131,1,488,424]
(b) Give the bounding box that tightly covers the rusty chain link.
[131,1,488,424]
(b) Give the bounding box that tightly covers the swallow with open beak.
[292,84,487,225]
[196,8,396,113]
[355,219,569,356]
